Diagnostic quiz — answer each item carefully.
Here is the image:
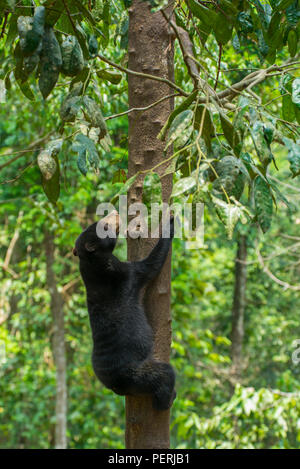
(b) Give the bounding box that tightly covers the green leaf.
[38,27,62,99]
[17,16,34,54]
[187,0,218,27]
[76,149,88,176]
[74,25,90,60]
[212,196,250,239]
[70,67,90,88]
[42,153,60,204]
[274,0,297,11]
[267,11,282,39]
[61,36,84,77]
[232,34,241,52]
[60,94,81,122]
[88,35,98,57]
[220,0,238,16]
[32,7,45,44]
[73,0,96,25]
[13,42,36,99]
[0,0,15,11]
[0,80,6,102]
[44,0,64,26]
[197,20,212,45]
[115,12,129,50]
[220,112,242,156]
[257,29,269,58]
[6,13,18,46]
[17,7,45,56]
[23,51,41,78]
[254,0,272,28]
[82,96,107,138]
[47,139,63,156]
[37,139,62,180]
[294,105,300,124]
[213,155,246,201]
[97,69,122,84]
[292,78,300,106]
[158,91,198,141]
[213,13,233,45]
[171,176,196,198]
[263,125,274,146]
[72,133,100,174]
[4,71,11,91]
[165,110,193,150]
[292,77,300,123]
[250,121,273,167]
[287,29,298,57]
[38,140,62,204]
[286,1,300,26]
[15,79,35,100]
[99,133,112,153]
[237,12,254,33]
[283,137,300,177]
[194,105,214,151]
[269,180,293,211]
[254,176,273,233]
[280,74,295,121]
[13,41,24,81]
[282,95,295,121]
[111,174,138,202]
[101,0,110,48]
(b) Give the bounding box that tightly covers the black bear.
[73,211,176,411]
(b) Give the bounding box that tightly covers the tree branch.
[105,93,179,121]
[217,62,300,102]
[97,54,188,96]
[256,243,300,291]
[214,44,222,90]
[161,9,200,88]
[2,211,23,279]
[0,131,54,171]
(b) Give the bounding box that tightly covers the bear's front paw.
[170,212,175,239]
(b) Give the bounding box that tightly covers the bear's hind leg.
[130,359,176,411]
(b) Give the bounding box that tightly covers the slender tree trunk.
[45,231,67,449]
[231,234,247,385]
[126,0,174,449]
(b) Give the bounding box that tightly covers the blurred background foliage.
[0,0,300,449]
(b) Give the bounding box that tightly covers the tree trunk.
[126,0,174,449]
[45,231,67,449]
[231,234,247,384]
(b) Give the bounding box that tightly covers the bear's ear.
[85,242,97,252]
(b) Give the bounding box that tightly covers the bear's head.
[73,210,119,259]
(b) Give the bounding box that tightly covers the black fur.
[74,216,176,410]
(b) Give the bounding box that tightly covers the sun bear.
[73,211,176,410]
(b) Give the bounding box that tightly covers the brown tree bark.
[231,234,247,384]
[45,231,67,449]
[126,0,174,449]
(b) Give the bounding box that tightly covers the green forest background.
[0,0,300,449]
